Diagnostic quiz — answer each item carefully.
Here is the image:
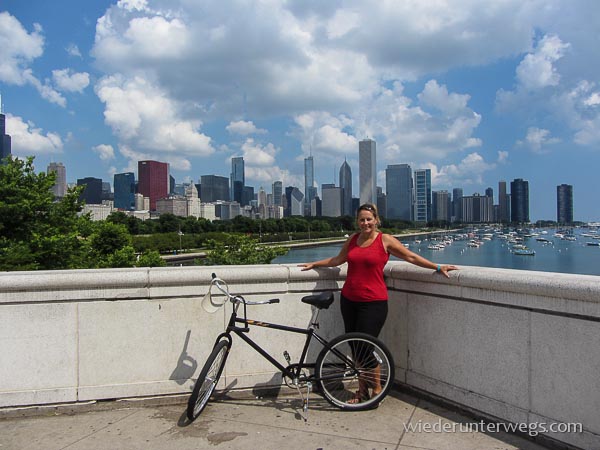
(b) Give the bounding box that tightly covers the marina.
[272,227,600,277]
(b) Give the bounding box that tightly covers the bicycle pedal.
[283,351,291,364]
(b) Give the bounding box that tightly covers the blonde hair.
[357,203,381,226]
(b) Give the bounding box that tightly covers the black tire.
[315,332,394,410]
[187,339,230,421]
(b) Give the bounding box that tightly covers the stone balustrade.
[0,263,598,449]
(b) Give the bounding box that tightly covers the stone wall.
[1,263,598,448]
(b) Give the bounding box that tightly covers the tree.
[88,221,136,267]
[205,234,288,265]
[0,156,88,271]
[135,250,166,267]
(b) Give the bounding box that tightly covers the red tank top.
[341,232,390,302]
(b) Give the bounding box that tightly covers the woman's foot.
[348,390,370,404]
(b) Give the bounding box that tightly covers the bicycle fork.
[284,350,312,421]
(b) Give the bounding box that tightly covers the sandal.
[348,390,371,404]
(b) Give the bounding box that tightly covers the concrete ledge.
[1,263,598,450]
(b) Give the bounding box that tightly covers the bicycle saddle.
[301,292,334,309]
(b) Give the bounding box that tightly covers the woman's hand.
[298,263,315,271]
[438,264,459,278]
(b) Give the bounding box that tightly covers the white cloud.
[517,127,560,153]
[226,120,266,135]
[0,12,44,85]
[574,118,600,146]
[95,75,214,163]
[240,138,277,166]
[435,152,497,188]
[5,114,63,155]
[117,0,149,13]
[515,34,570,90]
[584,92,600,107]
[418,80,471,116]
[21,69,66,107]
[52,69,90,93]
[93,144,115,161]
[363,81,481,163]
[497,150,509,163]
[66,43,82,58]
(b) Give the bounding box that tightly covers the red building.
[138,160,169,210]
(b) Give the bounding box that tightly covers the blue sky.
[2,0,600,221]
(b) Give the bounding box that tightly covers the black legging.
[340,294,388,369]
[340,294,388,337]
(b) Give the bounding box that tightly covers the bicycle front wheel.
[187,339,230,421]
[315,332,394,411]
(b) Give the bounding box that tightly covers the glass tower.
[200,175,229,202]
[414,168,431,223]
[230,156,245,205]
[304,156,316,216]
[0,103,12,162]
[339,159,353,216]
[385,164,413,221]
[114,172,136,210]
[272,181,283,206]
[510,178,530,223]
[557,184,573,225]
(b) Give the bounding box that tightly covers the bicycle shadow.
[170,330,198,386]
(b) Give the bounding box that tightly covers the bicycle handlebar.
[202,273,280,312]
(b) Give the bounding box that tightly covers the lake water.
[272,228,600,277]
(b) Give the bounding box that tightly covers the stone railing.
[0,263,598,449]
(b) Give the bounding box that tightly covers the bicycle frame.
[214,295,340,384]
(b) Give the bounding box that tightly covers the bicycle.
[186,273,395,422]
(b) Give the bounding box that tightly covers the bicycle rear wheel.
[187,339,230,421]
[315,332,394,410]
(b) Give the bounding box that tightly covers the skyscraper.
[200,175,229,202]
[414,169,431,223]
[432,190,450,222]
[230,156,245,204]
[510,178,529,223]
[77,177,103,204]
[0,100,12,162]
[272,181,283,206]
[385,164,413,221]
[452,188,463,222]
[138,160,169,210]
[290,187,304,216]
[359,139,376,205]
[461,193,493,223]
[304,156,316,215]
[47,162,67,199]
[114,172,136,210]
[339,159,352,216]
[557,184,574,225]
[498,181,509,223]
[321,183,342,217]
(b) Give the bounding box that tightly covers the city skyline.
[1,1,599,221]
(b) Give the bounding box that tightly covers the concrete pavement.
[0,389,552,450]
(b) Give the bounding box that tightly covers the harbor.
[272,227,600,277]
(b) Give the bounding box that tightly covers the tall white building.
[359,139,376,205]
[321,184,342,217]
[47,162,67,199]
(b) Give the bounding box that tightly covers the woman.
[300,203,458,403]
